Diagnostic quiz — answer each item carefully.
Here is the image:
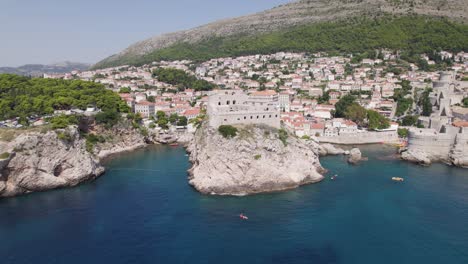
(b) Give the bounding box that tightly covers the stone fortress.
[402,72,468,167]
[207,89,280,128]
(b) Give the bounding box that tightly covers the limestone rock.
[187,124,325,195]
[318,143,345,156]
[347,148,363,164]
[401,150,432,165]
[0,122,151,198]
[0,128,104,197]
[94,122,147,159]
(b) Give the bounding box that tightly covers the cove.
[0,145,467,264]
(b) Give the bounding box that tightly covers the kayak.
[240,214,248,220]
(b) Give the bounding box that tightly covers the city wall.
[318,131,398,145]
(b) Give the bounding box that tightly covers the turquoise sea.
[0,145,467,264]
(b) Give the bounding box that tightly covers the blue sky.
[0,0,292,66]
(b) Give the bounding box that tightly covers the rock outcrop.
[187,124,325,195]
[347,148,363,164]
[0,122,152,198]
[318,143,345,156]
[94,122,148,159]
[400,150,434,166]
[0,128,105,197]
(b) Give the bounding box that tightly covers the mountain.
[93,0,468,69]
[0,62,90,76]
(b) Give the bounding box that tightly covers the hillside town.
[3,51,468,148]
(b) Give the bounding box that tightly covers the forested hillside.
[95,16,468,68]
[0,74,128,120]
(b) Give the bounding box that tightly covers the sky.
[0,0,292,67]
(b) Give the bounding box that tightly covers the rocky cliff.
[186,124,325,195]
[0,123,148,198]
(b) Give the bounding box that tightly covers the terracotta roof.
[453,121,468,127]
[183,109,201,116]
[251,90,277,96]
[136,101,154,106]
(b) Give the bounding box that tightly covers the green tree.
[156,111,166,120]
[402,115,419,126]
[176,116,188,126]
[49,115,78,129]
[419,88,433,116]
[169,113,179,124]
[334,95,356,117]
[344,103,367,126]
[95,110,120,128]
[367,110,390,130]
[157,118,169,129]
[152,68,215,91]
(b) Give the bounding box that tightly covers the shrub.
[56,131,73,143]
[301,135,311,140]
[218,125,238,138]
[0,152,10,159]
[278,129,288,146]
[398,128,409,138]
[85,134,106,153]
[254,154,262,160]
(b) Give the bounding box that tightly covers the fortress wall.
[406,131,456,157]
[209,111,280,128]
[318,131,398,144]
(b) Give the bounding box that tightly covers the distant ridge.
[94,0,468,69]
[0,62,90,76]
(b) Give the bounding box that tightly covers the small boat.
[331,174,337,180]
[239,213,248,220]
[169,143,179,147]
[392,177,404,182]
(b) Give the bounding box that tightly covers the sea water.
[0,145,467,264]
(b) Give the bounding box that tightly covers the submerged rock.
[187,124,325,195]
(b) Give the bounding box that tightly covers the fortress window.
[227,100,230,105]
[218,102,221,105]
[233,100,236,105]
[250,116,253,119]
[257,116,259,119]
[269,115,271,118]
[275,115,278,117]
[244,116,246,120]
[224,119,227,122]
[263,115,265,118]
